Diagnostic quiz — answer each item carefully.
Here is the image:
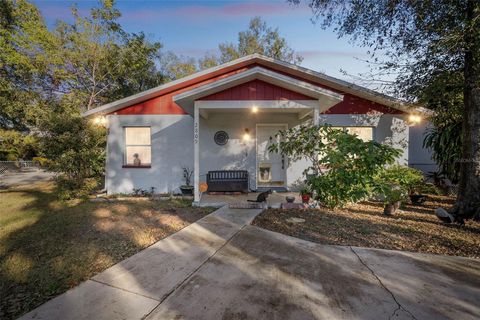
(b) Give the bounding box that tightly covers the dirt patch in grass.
[0,182,215,320]
[252,195,480,259]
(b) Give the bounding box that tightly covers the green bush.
[56,176,101,200]
[270,124,401,208]
[374,165,424,204]
[39,112,106,199]
[0,129,39,160]
[32,156,50,167]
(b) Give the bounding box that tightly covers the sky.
[32,0,381,85]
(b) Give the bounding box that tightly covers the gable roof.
[82,53,426,117]
[173,66,344,115]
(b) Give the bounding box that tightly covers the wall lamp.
[408,114,422,126]
[93,115,107,126]
[243,128,251,141]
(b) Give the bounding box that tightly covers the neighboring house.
[83,54,435,202]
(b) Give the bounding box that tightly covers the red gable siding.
[114,65,253,115]
[198,79,315,101]
[113,61,403,115]
[324,94,403,114]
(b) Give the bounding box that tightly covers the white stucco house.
[82,54,435,202]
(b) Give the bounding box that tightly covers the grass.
[0,182,215,320]
[252,194,480,259]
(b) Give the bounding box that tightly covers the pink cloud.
[121,2,309,21]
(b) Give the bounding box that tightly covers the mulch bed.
[252,195,480,259]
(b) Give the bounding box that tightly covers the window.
[332,126,373,142]
[124,127,151,167]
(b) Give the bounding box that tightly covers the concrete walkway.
[20,207,480,320]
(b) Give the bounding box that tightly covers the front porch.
[195,105,314,199]
[172,66,344,202]
[198,191,302,208]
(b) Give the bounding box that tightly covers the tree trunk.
[455,0,480,221]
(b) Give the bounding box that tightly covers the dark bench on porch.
[207,170,249,193]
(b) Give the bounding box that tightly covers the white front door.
[256,124,287,188]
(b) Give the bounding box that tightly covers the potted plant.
[299,185,312,204]
[374,165,424,215]
[179,167,194,196]
[381,185,407,215]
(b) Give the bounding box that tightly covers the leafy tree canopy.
[163,16,303,80]
[294,0,480,218]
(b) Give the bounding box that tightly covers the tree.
[294,0,480,220]
[1,0,168,197]
[0,0,62,129]
[160,52,198,81]
[54,1,166,111]
[163,17,303,80]
[0,129,39,160]
[217,17,303,65]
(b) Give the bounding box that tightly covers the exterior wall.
[198,112,308,190]
[409,121,437,173]
[106,115,193,194]
[105,112,423,194]
[318,113,410,165]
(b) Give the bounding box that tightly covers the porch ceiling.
[198,106,313,120]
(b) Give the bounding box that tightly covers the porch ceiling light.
[251,106,258,113]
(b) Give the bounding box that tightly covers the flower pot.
[301,194,310,204]
[285,196,295,203]
[180,186,194,196]
[409,194,427,205]
[384,201,401,215]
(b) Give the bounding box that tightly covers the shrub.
[270,124,401,208]
[56,176,100,200]
[0,129,39,160]
[32,156,50,167]
[39,112,106,199]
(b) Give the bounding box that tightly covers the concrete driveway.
[0,168,54,188]
[20,207,480,320]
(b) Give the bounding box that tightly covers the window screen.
[125,127,151,166]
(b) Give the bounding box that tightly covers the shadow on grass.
[0,184,212,320]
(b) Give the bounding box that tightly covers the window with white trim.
[124,127,151,166]
[332,126,373,142]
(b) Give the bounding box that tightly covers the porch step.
[255,187,288,192]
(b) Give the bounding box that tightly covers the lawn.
[0,182,215,320]
[253,195,480,259]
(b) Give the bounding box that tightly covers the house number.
[194,122,199,144]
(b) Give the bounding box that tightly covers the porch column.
[194,105,200,202]
[313,102,320,125]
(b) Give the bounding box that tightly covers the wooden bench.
[206,170,249,193]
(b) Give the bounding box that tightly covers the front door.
[256,124,287,188]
